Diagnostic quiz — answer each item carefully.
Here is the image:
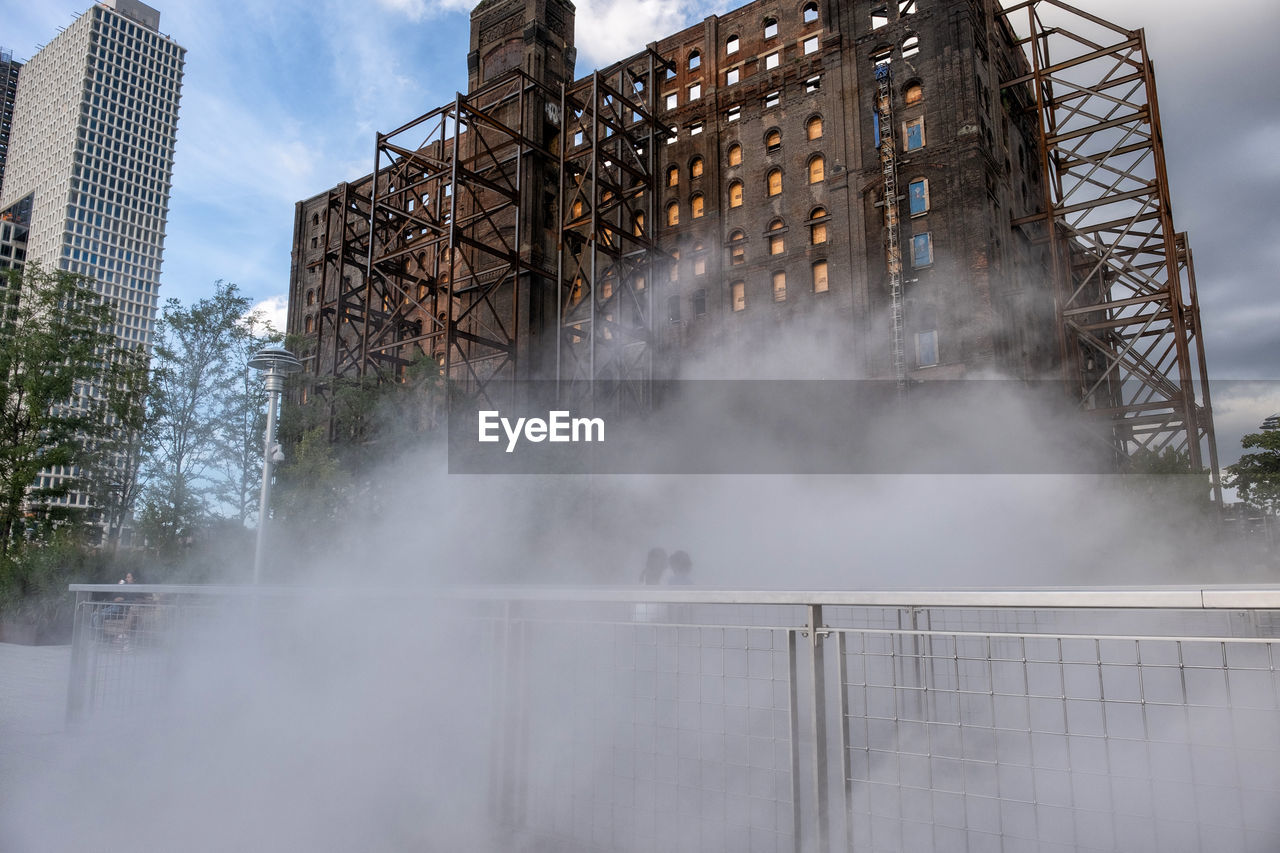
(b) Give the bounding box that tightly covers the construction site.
[285,0,1218,484]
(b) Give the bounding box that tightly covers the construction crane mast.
[874,61,907,394]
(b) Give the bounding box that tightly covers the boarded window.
[767,168,782,196]
[693,289,707,317]
[812,260,829,293]
[729,180,744,208]
[905,116,925,150]
[905,82,923,105]
[808,155,825,183]
[911,232,933,266]
[772,270,787,302]
[768,219,785,255]
[729,230,746,265]
[916,329,938,366]
[691,194,705,218]
[668,295,681,323]
[731,280,746,311]
[691,156,704,177]
[807,115,823,139]
[666,201,679,226]
[728,144,743,166]
[909,178,929,216]
[766,129,782,151]
[667,165,679,187]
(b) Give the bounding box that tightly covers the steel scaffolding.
[999,0,1220,498]
[556,49,670,414]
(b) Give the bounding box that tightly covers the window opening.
[726,68,740,85]
[772,270,787,301]
[803,2,819,24]
[691,156,704,177]
[911,231,933,266]
[765,91,781,109]
[688,50,701,70]
[807,115,823,139]
[908,178,929,216]
[902,35,919,59]
[767,168,782,195]
[812,260,829,293]
[905,82,923,105]
[803,36,819,55]
[916,329,938,367]
[666,201,679,226]
[808,154,824,183]
[729,180,744,208]
[665,92,678,110]
[768,219,785,255]
[766,129,782,151]
[805,75,822,92]
[872,6,889,28]
[728,143,743,166]
[693,289,707,317]
[905,116,924,150]
[689,83,701,101]
[731,280,746,311]
[727,35,739,55]
[729,230,746,265]
[726,105,742,122]
[765,52,780,70]
[764,17,778,38]
[667,165,679,187]
[691,194,705,218]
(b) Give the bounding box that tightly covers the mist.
[3,274,1274,852]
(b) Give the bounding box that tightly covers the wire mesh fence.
[65,585,1280,851]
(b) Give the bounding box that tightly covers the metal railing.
[66,584,1280,852]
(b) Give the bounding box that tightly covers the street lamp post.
[249,346,302,585]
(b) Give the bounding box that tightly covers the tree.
[213,310,281,526]
[138,281,254,554]
[1225,429,1280,514]
[89,342,158,553]
[0,264,120,557]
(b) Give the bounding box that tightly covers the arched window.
[768,219,785,255]
[691,193,705,218]
[765,128,781,152]
[764,16,779,39]
[311,213,319,226]
[667,165,679,187]
[808,154,825,184]
[688,50,701,70]
[669,249,680,281]
[729,230,746,265]
[666,201,679,227]
[905,82,923,105]
[729,180,744,208]
[767,168,782,196]
[812,260,829,293]
[731,280,746,311]
[690,156,704,178]
[728,143,743,166]
[807,115,823,140]
[772,270,787,302]
[306,288,315,306]
[726,35,740,55]
[803,1,819,24]
[304,315,314,333]
[902,35,919,59]
[809,206,829,244]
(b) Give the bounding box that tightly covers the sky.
[2,0,1279,467]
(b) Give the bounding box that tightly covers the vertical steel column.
[787,627,803,853]
[808,604,829,852]
[65,588,90,727]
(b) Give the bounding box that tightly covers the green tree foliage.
[0,264,121,557]
[137,281,268,555]
[1225,430,1280,514]
[214,310,282,525]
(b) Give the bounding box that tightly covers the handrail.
[68,583,1280,610]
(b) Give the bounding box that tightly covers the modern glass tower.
[0,0,185,508]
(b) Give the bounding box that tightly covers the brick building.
[287,0,1055,396]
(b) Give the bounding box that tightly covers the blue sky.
[3,0,1279,464]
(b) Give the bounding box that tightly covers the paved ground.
[0,643,70,801]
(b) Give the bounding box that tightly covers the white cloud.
[247,295,289,336]
[571,0,701,67]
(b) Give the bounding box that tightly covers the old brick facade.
[287,0,1054,388]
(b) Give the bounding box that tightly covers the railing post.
[65,588,90,728]
[808,603,829,852]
